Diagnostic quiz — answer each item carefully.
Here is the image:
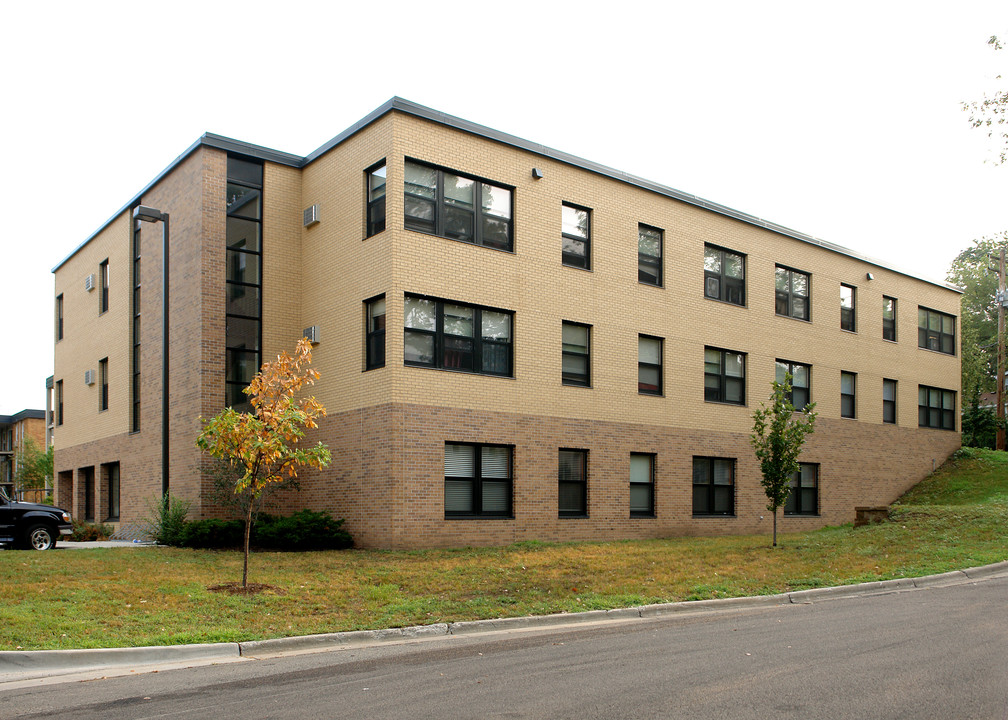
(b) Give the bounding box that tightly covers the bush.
[145,495,191,546]
[69,520,114,541]
[180,518,245,549]
[961,406,1002,450]
[252,510,353,550]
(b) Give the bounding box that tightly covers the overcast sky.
[1,1,1006,415]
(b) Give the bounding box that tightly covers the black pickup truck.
[0,488,72,550]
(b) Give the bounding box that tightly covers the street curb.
[3,560,1006,683]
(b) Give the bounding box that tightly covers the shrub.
[69,520,114,541]
[180,518,245,549]
[252,510,353,550]
[144,495,191,547]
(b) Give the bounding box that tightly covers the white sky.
[1,1,1006,415]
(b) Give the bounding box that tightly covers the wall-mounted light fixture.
[866,272,874,281]
[532,168,544,180]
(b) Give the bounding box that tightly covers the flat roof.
[0,409,45,425]
[52,98,961,293]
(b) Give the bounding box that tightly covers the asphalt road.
[4,575,1007,719]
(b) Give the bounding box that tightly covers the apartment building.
[0,409,46,499]
[52,98,961,547]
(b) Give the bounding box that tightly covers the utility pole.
[996,247,1006,451]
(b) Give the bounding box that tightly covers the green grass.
[2,447,1006,651]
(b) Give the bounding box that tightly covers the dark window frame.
[131,219,141,431]
[775,359,811,410]
[882,296,897,342]
[558,448,588,518]
[403,294,513,377]
[99,357,109,412]
[784,462,819,516]
[704,346,746,406]
[562,321,591,387]
[918,385,955,430]
[99,259,109,315]
[56,293,63,341]
[630,452,655,518]
[638,334,663,395]
[775,265,811,321]
[638,224,663,286]
[56,380,63,426]
[562,202,592,270]
[703,244,746,306]
[883,378,897,424]
[366,160,387,238]
[840,371,856,419]
[444,442,514,519]
[103,461,120,522]
[692,456,735,516]
[404,159,514,252]
[365,294,386,370]
[918,306,955,355]
[840,283,856,332]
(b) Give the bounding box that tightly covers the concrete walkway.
[2,560,1007,689]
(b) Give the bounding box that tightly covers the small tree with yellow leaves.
[197,337,331,588]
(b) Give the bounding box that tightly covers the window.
[638,224,662,286]
[784,463,818,516]
[559,449,588,517]
[562,322,590,387]
[692,457,734,516]
[704,245,745,305]
[840,284,856,332]
[404,160,513,251]
[882,296,896,341]
[444,443,512,518]
[840,371,856,418]
[99,259,109,314]
[638,335,662,395]
[226,156,263,412]
[562,203,591,269]
[56,380,63,426]
[56,294,63,341]
[775,360,811,410]
[404,295,512,376]
[704,347,745,405]
[883,378,897,424]
[775,266,810,321]
[630,453,655,517]
[365,295,386,370]
[919,385,955,430]
[918,307,955,355]
[99,358,108,412]
[83,467,94,522]
[366,161,386,237]
[132,220,141,431]
[103,462,120,521]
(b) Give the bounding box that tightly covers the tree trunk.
[243,501,253,588]
[772,508,778,548]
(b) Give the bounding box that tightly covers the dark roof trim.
[52,97,960,292]
[0,409,46,424]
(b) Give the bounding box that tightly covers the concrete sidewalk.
[3,560,1007,688]
[59,540,155,549]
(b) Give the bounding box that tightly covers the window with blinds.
[444,443,513,518]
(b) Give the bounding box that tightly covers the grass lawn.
[2,448,1006,651]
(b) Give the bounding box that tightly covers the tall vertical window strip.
[775,266,810,320]
[704,245,745,305]
[404,160,513,250]
[918,307,955,355]
[784,463,818,516]
[99,358,108,412]
[882,296,896,341]
[919,385,955,430]
[366,162,386,237]
[562,322,590,386]
[704,347,745,405]
[444,443,513,517]
[99,259,109,314]
[558,449,588,517]
[226,156,264,411]
[630,453,655,517]
[561,203,591,269]
[776,360,811,409]
[840,372,856,418]
[692,457,734,516]
[131,221,141,431]
[56,294,63,341]
[365,296,386,370]
[638,335,662,395]
[883,378,897,424]
[840,284,855,332]
[56,380,63,426]
[105,462,120,521]
[638,224,662,286]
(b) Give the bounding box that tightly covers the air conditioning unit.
[303,204,320,227]
[84,369,95,385]
[303,326,320,345]
[84,274,96,292]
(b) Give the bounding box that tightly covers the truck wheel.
[25,524,56,551]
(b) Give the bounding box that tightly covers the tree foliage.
[15,437,53,491]
[947,233,1008,403]
[750,374,817,547]
[196,337,331,588]
[964,35,1008,165]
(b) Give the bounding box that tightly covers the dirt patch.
[207,582,284,596]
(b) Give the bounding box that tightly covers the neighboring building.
[0,409,46,499]
[52,98,961,547]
